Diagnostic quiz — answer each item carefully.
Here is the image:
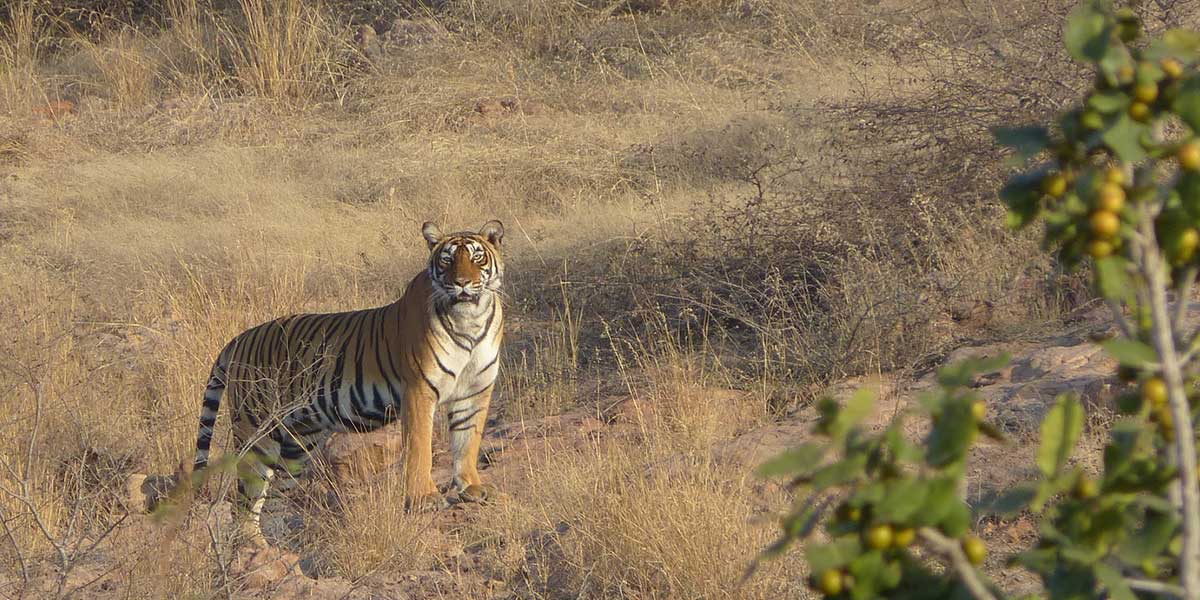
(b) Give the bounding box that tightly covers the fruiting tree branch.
[1134,204,1200,594]
[917,528,998,600]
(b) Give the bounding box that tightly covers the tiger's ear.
[421,222,443,249]
[479,220,504,246]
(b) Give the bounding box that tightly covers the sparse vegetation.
[762,3,1200,597]
[3,0,1197,598]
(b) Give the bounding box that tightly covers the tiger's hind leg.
[272,432,313,491]
[234,451,275,548]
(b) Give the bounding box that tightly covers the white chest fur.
[428,294,502,404]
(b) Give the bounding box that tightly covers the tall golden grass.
[0,0,1104,596]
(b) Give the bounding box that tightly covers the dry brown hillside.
[2,1,1198,598]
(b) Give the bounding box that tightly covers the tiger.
[191,220,505,544]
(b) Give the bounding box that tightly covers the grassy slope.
[4,0,1195,597]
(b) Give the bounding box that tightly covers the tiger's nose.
[454,277,472,287]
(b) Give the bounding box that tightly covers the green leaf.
[1037,394,1083,478]
[846,551,885,600]
[874,478,929,523]
[927,399,977,468]
[992,126,1051,160]
[1100,338,1158,368]
[939,500,971,537]
[979,482,1037,516]
[936,354,1011,388]
[1173,75,1200,133]
[806,536,862,575]
[1000,170,1048,229]
[1064,2,1111,63]
[829,386,877,441]
[1179,172,1200,219]
[1098,43,1135,88]
[1088,91,1128,114]
[1093,564,1135,600]
[1102,113,1149,162]
[811,453,867,489]
[757,442,826,477]
[884,425,922,463]
[1094,256,1132,302]
[1116,510,1178,564]
[915,477,960,527]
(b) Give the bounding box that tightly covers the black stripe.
[376,315,405,410]
[436,306,473,351]
[429,338,457,377]
[476,352,499,376]
[470,301,497,345]
[419,360,441,399]
[456,384,493,403]
[449,408,483,430]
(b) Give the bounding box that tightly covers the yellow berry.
[865,524,894,550]
[1134,83,1159,103]
[1104,166,1125,186]
[1180,142,1200,171]
[1129,101,1151,122]
[1042,173,1068,197]
[893,527,916,548]
[1089,210,1121,239]
[1081,110,1105,130]
[962,536,987,565]
[1143,377,1168,408]
[1074,475,1099,499]
[817,569,843,596]
[971,400,986,421]
[1162,58,1185,79]
[1087,239,1115,259]
[1118,65,1136,84]
[1096,183,1126,213]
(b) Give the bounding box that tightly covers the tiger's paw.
[458,483,496,504]
[404,492,449,513]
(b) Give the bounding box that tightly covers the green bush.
[758,1,1200,598]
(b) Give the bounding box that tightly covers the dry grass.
[0,0,1161,596]
[313,473,441,581]
[476,440,803,599]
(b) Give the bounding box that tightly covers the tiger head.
[422,220,505,304]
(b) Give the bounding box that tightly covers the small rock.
[320,426,404,486]
[387,18,449,46]
[124,471,179,513]
[231,544,305,590]
[353,24,383,60]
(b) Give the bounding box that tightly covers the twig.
[917,528,997,600]
[1126,577,1185,598]
[1172,266,1197,341]
[0,511,30,588]
[1135,206,1200,595]
[1103,297,1135,340]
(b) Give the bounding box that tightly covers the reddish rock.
[320,426,404,486]
[231,544,304,590]
[31,99,75,121]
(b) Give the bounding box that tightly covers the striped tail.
[194,357,227,472]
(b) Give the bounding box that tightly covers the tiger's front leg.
[447,383,495,502]
[402,384,441,511]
